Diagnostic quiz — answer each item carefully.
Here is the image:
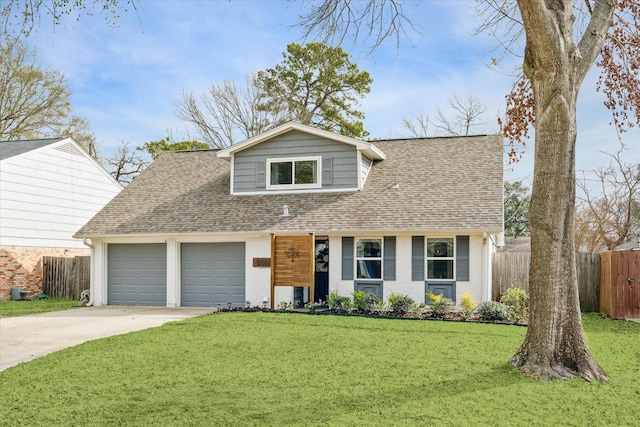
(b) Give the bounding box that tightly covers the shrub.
[352,291,366,310]
[304,300,323,312]
[431,298,455,316]
[477,301,511,321]
[460,292,477,318]
[326,291,351,311]
[278,300,295,310]
[363,293,382,311]
[500,286,529,322]
[426,291,454,316]
[387,293,414,314]
[352,291,381,312]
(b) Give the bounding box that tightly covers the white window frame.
[355,238,383,280]
[426,237,456,281]
[266,156,322,190]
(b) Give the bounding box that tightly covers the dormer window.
[267,156,322,190]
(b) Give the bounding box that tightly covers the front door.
[314,239,329,302]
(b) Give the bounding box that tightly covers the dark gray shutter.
[456,235,470,281]
[256,162,266,188]
[383,236,396,281]
[322,158,333,185]
[342,237,354,280]
[412,236,424,281]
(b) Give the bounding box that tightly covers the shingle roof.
[0,138,65,161]
[74,134,504,238]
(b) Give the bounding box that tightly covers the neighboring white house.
[75,122,504,309]
[0,138,123,299]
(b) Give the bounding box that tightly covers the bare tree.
[575,147,640,251]
[433,95,488,136]
[176,74,282,148]
[402,111,429,137]
[1,0,138,45]
[103,141,149,185]
[403,95,487,137]
[299,0,416,53]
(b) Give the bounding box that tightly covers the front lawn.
[0,312,638,426]
[0,298,79,318]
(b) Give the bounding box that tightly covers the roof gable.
[0,138,66,161]
[216,122,386,161]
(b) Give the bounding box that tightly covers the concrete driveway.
[0,306,216,372]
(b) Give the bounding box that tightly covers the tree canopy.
[176,42,372,147]
[138,137,210,160]
[504,181,531,238]
[0,40,96,155]
[256,42,372,138]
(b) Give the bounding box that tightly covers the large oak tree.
[300,0,640,381]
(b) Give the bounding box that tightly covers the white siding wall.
[327,233,490,308]
[90,233,493,308]
[0,141,122,248]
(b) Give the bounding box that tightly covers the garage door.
[108,244,167,306]
[181,243,245,308]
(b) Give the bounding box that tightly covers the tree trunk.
[510,0,611,381]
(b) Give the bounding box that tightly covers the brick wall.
[0,246,90,300]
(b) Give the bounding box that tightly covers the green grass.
[0,298,79,318]
[0,313,638,426]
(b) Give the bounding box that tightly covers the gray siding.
[233,130,358,192]
[361,156,372,187]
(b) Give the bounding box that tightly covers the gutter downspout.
[81,238,94,307]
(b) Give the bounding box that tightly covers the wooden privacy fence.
[600,250,640,319]
[492,252,601,312]
[42,256,90,300]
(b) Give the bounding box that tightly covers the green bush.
[429,297,454,316]
[387,293,414,314]
[352,291,366,310]
[426,291,454,316]
[460,292,477,318]
[326,291,352,311]
[500,286,529,322]
[476,301,511,321]
[304,300,322,312]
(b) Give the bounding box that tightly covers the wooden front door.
[271,234,314,309]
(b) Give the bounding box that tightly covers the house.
[74,122,503,308]
[0,138,123,299]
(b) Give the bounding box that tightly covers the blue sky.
[25,0,638,186]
